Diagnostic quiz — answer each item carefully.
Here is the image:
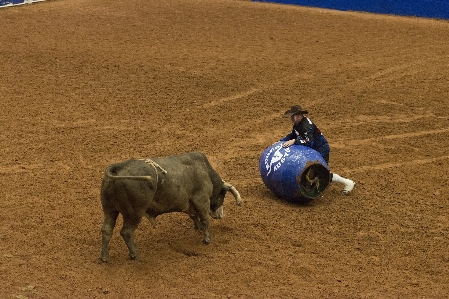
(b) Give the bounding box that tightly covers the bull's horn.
[223,181,242,206]
[104,168,153,181]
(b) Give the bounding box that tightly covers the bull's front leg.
[100,211,119,262]
[190,194,212,244]
[120,220,140,260]
[189,214,203,231]
[200,216,211,244]
[189,213,210,243]
[196,200,212,244]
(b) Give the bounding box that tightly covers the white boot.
[331,173,355,195]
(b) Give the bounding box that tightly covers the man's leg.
[331,173,355,195]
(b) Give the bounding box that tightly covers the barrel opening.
[298,162,330,199]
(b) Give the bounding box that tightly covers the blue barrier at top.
[0,0,45,7]
[254,0,449,20]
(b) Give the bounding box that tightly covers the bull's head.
[209,181,242,219]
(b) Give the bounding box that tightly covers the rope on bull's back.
[143,159,167,191]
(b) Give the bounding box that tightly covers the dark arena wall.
[254,0,449,20]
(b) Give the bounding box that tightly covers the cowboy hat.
[283,105,308,117]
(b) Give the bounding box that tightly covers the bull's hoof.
[100,256,109,263]
[202,238,211,245]
[129,253,139,260]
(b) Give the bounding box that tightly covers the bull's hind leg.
[100,210,119,262]
[120,219,140,260]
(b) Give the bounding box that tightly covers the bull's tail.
[104,165,153,181]
[223,181,242,206]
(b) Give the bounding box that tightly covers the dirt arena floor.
[1,0,449,298]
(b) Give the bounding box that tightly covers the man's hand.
[282,139,295,147]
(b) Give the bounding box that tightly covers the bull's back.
[152,152,223,191]
[100,153,223,217]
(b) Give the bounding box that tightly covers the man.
[281,105,355,195]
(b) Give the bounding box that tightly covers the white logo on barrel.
[264,144,290,176]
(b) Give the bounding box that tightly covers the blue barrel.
[259,142,330,203]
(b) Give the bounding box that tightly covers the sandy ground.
[1,0,449,298]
